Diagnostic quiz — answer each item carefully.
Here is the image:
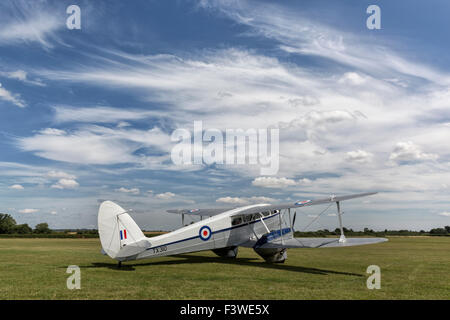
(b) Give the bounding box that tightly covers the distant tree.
[429,228,447,235]
[0,213,17,234]
[445,226,450,234]
[34,223,51,234]
[14,223,32,234]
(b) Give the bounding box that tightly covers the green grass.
[0,237,449,299]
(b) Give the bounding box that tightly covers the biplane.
[98,192,387,266]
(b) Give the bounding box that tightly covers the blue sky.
[1,0,449,231]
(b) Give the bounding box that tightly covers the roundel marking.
[199,226,212,241]
[295,199,311,206]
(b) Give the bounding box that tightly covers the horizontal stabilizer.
[115,239,151,258]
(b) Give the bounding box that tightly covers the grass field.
[0,237,449,299]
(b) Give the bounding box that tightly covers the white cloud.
[345,150,373,164]
[19,208,38,214]
[117,121,131,128]
[216,196,276,205]
[116,187,140,195]
[284,110,359,131]
[9,184,24,190]
[0,70,45,86]
[47,170,76,180]
[0,83,25,107]
[27,38,450,193]
[252,177,312,189]
[338,72,367,85]
[52,105,163,124]
[247,196,276,203]
[6,70,26,81]
[40,128,66,136]
[438,212,450,217]
[389,141,438,163]
[252,177,297,188]
[202,0,450,85]
[51,178,79,189]
[216,197,249,205]
[18,128,140,165]
[298,178,312,185]
[18,125,173,166]
[0,3,62,48]
[155,192,175,200]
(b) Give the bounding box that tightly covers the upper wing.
[166,192,377,218]
[230,192,377,217]
[166,208,233,217]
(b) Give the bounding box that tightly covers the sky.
[0,0,449,231]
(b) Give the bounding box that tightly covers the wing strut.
[278,209,283,245]
[337,201,346,243]
[288,208,292,236]
[259,212,270,233]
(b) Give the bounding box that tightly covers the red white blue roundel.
[199,226,212,241]
[295,200,311,206]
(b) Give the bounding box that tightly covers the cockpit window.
[232,211,275,226]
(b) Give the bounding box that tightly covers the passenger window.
[232,217,242,226]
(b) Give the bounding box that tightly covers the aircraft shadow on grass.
[82,254,363,277]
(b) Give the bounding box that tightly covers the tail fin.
[98,201,150,261]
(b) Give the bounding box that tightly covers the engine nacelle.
[212,246,239,258]
[254,247,287,263]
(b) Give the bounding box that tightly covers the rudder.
[98,201,149,260]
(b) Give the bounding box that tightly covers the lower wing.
[242,236,388,249]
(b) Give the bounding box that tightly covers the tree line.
[294,226,450,237]
[0,213,99,238]
[1,212,449,237]
[0,213,51,234]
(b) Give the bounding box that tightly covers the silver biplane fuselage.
[98,193,387,265]
[136,204,282,260]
